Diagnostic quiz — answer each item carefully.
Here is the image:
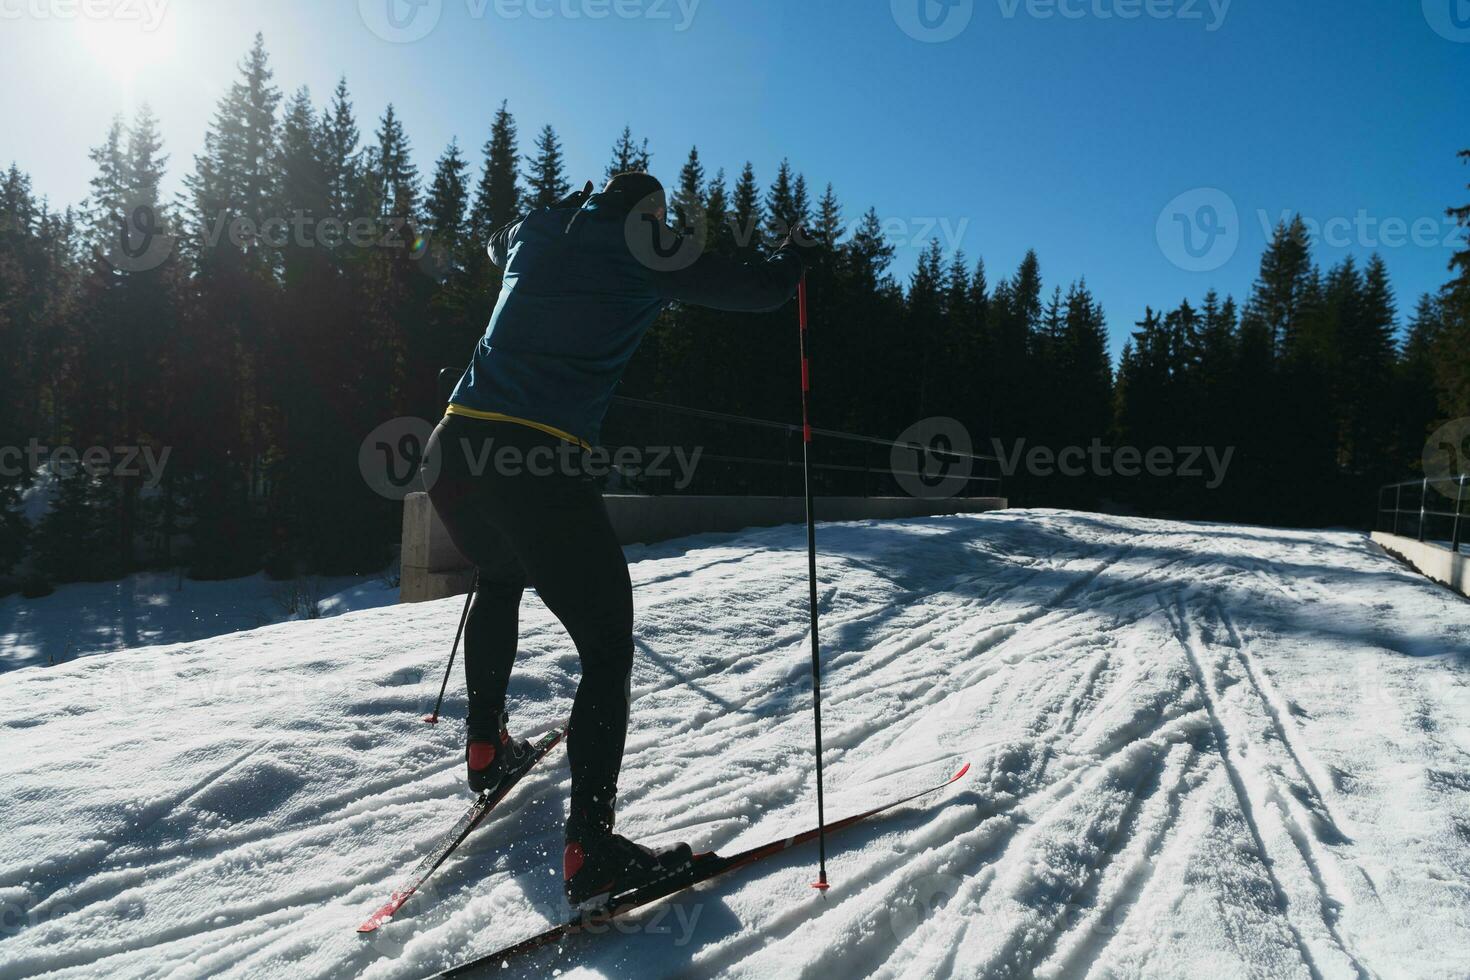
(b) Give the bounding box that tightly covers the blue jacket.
[448,189,805,446]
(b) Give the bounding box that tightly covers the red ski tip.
[357,892,410,933]
[951,762,971,782]
[421,714,440,725]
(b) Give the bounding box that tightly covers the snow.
[0,571,399,674]
[2,509,1469,979]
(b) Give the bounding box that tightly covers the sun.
[73,8,178,83]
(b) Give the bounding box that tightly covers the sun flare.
[73,8,177,83]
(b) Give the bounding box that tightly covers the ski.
[436,760,971,975]
[357,727,566,933]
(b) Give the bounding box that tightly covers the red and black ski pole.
[424,572,478,724]
[797,275,830,890]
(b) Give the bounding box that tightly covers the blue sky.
[4,0,1468,357]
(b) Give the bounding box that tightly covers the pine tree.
[470,102,521,241]
[605,125,651,180]
[84,117,128,248]
[792,174,812,230]
[1247,216,1314,355]
[371,104,419,221]
[277,86,327,286]
[1395,294,1442,471]
[186,33,281,266]
[815,183,843,247]
[422,138,470,266]
[672,146,704,236]
[1339,253,1397,480]
[730,162,762,254]
[33,467,118,583]
[905,239,947,419]
[1434,149,1470,419]
[765,159,799,236]
[844,208,896,292]
[319,77,362,225]
[525,124,570,209]
[703,167,730,255]
[0,165,45,578]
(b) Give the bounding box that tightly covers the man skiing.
[423,171,812,907]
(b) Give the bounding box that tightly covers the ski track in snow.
[2,510,1469,979]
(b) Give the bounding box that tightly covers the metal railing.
[1378,476,1468,553]
[600,395,1003,499]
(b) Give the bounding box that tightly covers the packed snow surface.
[2,510,1469,979]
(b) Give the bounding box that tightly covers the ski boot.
[465,716,532,795]
[563,832,694,909]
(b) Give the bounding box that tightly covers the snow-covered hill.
[2,510,1468,979]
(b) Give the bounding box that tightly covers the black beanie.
[602,172,665,214]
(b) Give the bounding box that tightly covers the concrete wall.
[1371,531,1470,598]
[400,492,1007,603]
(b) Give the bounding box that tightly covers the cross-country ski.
[438,762,971,976]
[357,727,565,934]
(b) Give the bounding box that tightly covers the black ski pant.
[424,414,631,839]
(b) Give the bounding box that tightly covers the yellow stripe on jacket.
[444,404,592,450]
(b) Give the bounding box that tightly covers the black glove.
[780,223,824,264]
[782,221,829,252]
[553,180,595,211]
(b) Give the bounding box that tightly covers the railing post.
[1394,483,1402,535]
[1419,477,1428,542]
[1453,474,1465,555]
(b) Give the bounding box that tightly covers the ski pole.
[424,572,478,724]
[797,275,830,890]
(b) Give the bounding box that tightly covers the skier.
[423,171,814,907]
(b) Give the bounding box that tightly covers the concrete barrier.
[1371,531,1470,598]
[400,491,1007,603]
